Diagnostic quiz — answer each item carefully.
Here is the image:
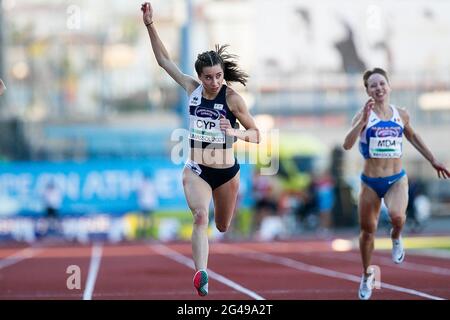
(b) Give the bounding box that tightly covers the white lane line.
[82,244,103,300]
[234,249,445,300]
[315,251,450,277]
[409,249,450,260]
[152,244,266,300]
[0,247,41,270]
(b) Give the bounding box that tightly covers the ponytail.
[194,44,248,86]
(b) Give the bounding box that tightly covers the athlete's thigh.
[212,171,240,224]
[384,175,408,218]
[182,167,212,212]
[359,182,382,228]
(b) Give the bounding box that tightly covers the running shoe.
[193,269,208,297]
[392,236,405,264]
[358,271,375,300]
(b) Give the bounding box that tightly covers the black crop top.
[188,84,237,149]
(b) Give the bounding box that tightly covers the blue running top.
[359,105,404,159]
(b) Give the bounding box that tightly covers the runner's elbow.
[343,141,352,150]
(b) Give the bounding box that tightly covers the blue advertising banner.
[0,159,254,217]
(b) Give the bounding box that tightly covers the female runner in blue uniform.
[343,68,449,300]
[141,2,260,297]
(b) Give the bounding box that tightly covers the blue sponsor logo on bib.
[195,106,220,120]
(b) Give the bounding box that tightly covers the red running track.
[0,239,449,300]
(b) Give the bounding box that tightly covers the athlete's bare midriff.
[362,158,403,178]
[190,147,235,168]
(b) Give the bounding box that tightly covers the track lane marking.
[231,245,446,300]
[314,251,450,277]
[82,244,103,300]
[0,247,41,270]
[151,244,266,300]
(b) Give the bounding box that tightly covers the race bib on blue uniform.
[369,137,402,158]
[368,126,403,158]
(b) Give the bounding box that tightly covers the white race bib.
[189,115,225,143]
[369,137,402,158]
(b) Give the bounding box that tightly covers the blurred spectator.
[44,180,62,217]
[331,145,357,227]
[296,177,319,231]
[39,179,63,236]
[137,174,158,239]
[292,171,335,235]
[251,171,283,239]
[407,176,430,233]
[315,171,335,235]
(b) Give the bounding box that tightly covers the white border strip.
[83,244,103,300]
[152,244,265,300]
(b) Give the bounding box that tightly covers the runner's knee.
[390,214,405,228]
[192,208,209,227]
[360,221,377,236]
[360,229,376,242]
